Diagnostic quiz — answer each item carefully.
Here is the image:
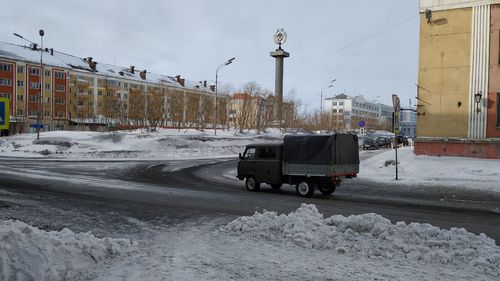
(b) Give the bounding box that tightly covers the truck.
[237,134,359,197]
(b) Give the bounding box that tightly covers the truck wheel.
[245,177,260,192]
[319,185,336,195]
[296,180,314,197]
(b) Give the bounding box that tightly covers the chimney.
[203,80,207,87]
[84,57,97,71]
[140,70,147,80]
[209,85,215,92]
[175,75,185,87]
[130,66,135,74]
[50,48,54,56]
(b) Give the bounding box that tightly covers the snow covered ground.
[1,129,499,195]
[2,130,500,280]
[1,204,499,281]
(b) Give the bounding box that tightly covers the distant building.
[228,92,294,130]
[324,94,393,131]
[400,108,417,137]
[417,0,500,158]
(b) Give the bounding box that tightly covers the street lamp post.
[320,79,336,134]
[214,57,235,136]
[13,30,45,139]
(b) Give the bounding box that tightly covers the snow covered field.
[2,130,500,280]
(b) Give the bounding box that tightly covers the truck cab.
[237,144,283,191]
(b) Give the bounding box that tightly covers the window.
[45,84,51,90]
[45,111,50,117]
[30,82,40,89]
[0,93,9,99]
[244,147,256,160]
[30,68,40,76]
[107,91,112,97]
[88,89,92,95]
[124,82,128,88]
[123,93,128,99]
[78,88,84,94]
[17,80,24,87]
[29,110,38,116]
[56,98,65,104]
[56,111,65,118]
[30,96,39,102]
[0,78,12,86]
[1,64,12,72]
[332,101,337,106]
[17,66,24,73]
[117,93,121,98]
[339,102,344,106]
[98,90,103,96]
[45,70,51,77]
[55,71,65,79]
[56,85,64,92]
[17,94,23,101]
[17,109,23,116]
[258,147,277,159]
[497,93,500,128]
[77,100,84,106]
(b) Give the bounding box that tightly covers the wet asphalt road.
[0,154,499,243]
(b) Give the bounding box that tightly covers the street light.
[14,30,45,139]
[214,57,235,136]
[320,79,336,134]
[474,91,482,112]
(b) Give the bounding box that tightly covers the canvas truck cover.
[282,134,359,165]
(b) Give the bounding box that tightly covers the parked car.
[362,138,379,150]
[375,136,391,148]
[392,135,409,147]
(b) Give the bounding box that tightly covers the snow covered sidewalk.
[2,204,499,281]
[359,146,500,193]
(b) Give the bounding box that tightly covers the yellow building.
[417,0,500,158]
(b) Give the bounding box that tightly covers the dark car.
[362,138,379,150]
[392,135,409,147]
[375,136,391,148]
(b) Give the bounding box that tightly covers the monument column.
[270,28,290,123]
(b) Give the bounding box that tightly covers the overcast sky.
[1,0,420,111]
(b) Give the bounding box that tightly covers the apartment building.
[0,42,226,133]
[324,94,393,131]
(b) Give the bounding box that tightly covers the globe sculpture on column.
[270,28,290,125]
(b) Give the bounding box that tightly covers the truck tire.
[319,185,336,195]
[245,177,260,192]
[296,180,314,197]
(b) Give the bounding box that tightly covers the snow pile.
[0,220,136,281]
[0,128,284,159]
[225,204,500,276]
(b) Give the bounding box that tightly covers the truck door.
[238,147,256,178]
[255,146,281,184]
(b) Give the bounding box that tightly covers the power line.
[226,14,418,78]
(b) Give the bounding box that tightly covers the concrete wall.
[417,8,472,138]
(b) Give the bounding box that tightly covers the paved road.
[0,154,499,243]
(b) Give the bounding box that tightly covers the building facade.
[0,42,227,134]
[417,0,500,158]
[400,108,417,138]
[324,94,393,131]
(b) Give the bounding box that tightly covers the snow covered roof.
[0,41,214,92]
